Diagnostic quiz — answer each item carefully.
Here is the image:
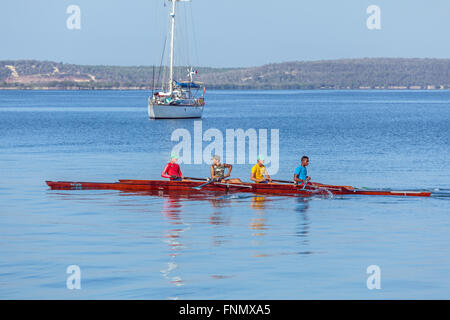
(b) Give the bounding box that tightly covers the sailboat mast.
[169,0,176,94]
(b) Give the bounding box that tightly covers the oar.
[184,177,208,181]
[271,178,309,189]
[272,179,320,187]
[271,179,294,184]
[215,182,252,189]
[192,179,215,190]
[301,180,309,190]
[192,176,225,190]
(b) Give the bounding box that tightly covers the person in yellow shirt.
[250,155,272,183]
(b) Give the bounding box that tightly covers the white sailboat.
[148,0,205,119]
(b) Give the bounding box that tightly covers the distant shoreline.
[1,87,448,91]
[1,58,449,90]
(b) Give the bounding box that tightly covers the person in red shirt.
[161,154,184,181]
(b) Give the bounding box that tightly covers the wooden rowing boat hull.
[45,180,431,197]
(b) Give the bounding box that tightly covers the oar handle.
[184,177,208,181]
[272,179,294,184]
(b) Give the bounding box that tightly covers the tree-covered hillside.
[0,58,448,90]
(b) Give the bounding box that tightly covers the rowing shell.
[45,179,431,197]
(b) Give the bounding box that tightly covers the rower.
[161,153,184,181]
[294,156,311,187]
[210,155,232,182]
[251,155,272,183]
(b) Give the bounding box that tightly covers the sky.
[0,0,449,67]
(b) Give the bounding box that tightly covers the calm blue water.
[0,90,449,299]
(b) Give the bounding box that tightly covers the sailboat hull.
[148,102,204,119]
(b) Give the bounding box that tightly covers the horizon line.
[1,57,449,69]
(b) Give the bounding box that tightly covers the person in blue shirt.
[294,156,311,186]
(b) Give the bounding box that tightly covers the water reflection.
[49,189,315,281]
[208,199,232,226]
[296,196,310,213]
[249,196,268,237]
[249,195,314,257]
[295,197,311,246]
[209,206,230,246]
[160,193,191,289]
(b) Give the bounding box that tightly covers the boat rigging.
[148,0,205,119]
